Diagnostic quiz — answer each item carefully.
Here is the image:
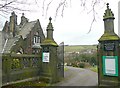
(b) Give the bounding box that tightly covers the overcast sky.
[0,0,119,45]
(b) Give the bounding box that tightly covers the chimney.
[9,11,17,37]
[20,13,28,25]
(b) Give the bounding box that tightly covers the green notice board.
[102,56,118,76]
[42,52,50,62]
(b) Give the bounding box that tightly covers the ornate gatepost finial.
[46,17,54,40]
[49,17,52,23]
[107,3,109,9]
[47,17,53,31]
[103,3,114,20]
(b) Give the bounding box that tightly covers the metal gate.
[57,42,64,80]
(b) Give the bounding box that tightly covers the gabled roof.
[0,20,38,53]
[19,21,37,39]
[3,37,18,53]
[0,32,3,53]
[0,31,8,53]
[1,12,44,54]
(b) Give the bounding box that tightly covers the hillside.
[64,45,97,53]
[64,45,98,67]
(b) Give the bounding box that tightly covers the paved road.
[53,66,98,86]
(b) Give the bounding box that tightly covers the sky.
[0,0,119,45]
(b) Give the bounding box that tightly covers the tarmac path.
[53,66,98,86]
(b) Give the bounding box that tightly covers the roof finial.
[107,3,109,9]
[22,13,24,16]
[49,17,52,23]
[47,17,53,31]
[11,11,15,15]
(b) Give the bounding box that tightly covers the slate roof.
[3,37,18,53]
[0,32,3,53]
[0,20,38,53]
[0,32,8,53]
[19,21,37,39]
[0,31,19,53]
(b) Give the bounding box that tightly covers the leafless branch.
[87,0,97,33]
[34,0,40,8]
[41,0,105,32]
[61,3,66,17]
[6,6,31,12]
[0,0,106,33]
[45,0,53,18]
[42,0,46,16]
[0,1,14,9]
[0,0,36,18]
[87,16,96,33]
[80,0,86,7]
[55,0,67,20]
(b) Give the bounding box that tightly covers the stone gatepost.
[98,3,120,86]
[41,17,58,83]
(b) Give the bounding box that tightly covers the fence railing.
[2,54,41,86]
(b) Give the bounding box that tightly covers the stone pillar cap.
[103,3,114,20]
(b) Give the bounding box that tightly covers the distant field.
[64,45,97,52]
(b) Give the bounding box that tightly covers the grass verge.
[90,66,98,73]
[64,66,68,71]
[2,80,50,88]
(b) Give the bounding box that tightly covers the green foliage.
[11,58,20,69]
[65,45,97,68]
[79,63,85,68]
[64,45,97,67]
[72,62,78,67]
[3,81,49,87]
[90,66,98,72]
[64,67,68,71]
[73,53,97,65]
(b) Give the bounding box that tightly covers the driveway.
[53,66,98,86]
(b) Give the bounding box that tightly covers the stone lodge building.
[1,12,64,86]
[0,12,45,54]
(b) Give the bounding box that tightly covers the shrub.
[79,63,85,68]
[71,62,77,67]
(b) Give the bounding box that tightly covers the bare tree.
[0,0,37,17]
[35,0,106,33]
[0,0,106,32]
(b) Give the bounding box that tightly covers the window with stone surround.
[33,32,41,44]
